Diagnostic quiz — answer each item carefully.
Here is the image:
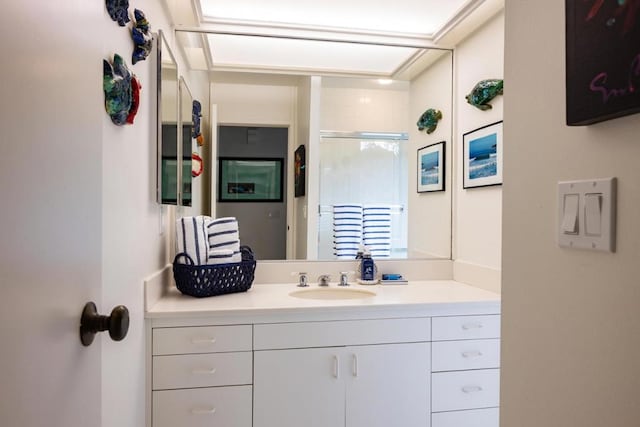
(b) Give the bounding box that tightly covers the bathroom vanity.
[145,281,501,427]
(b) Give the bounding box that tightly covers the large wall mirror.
[174,31,453,262]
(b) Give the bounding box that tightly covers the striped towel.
[207,217,241,264]
[363,205,392,258]
[333,204,363,259]
[176,216,210,265]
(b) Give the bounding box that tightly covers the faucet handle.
[338,271,354,286]
[292,272,309,287]
[317,274,331,287]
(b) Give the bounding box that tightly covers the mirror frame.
[156,30,180,205]
[178,76,194,207]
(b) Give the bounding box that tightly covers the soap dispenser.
[358,248,377,284]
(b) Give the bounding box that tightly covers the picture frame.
[417,141,445,193]
[294,145,306,197]
[566,0,640,125]
[463,121,503,189]
[218,157,284,202]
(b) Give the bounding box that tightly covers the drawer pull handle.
[462,351,483,358]
[462,323,483,330]
[352,354,358,377]
[462,385,483,393]
[191,407,216,415]
[333,355,339,379]
[192,368,217,375]
[191,337,217,344]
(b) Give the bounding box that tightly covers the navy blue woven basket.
[172,246,256,298]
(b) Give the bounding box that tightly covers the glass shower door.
[318,133,408,260]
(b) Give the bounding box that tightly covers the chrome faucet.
[297,272,309,287]
[338,271,350,287]
[317,274,331,286]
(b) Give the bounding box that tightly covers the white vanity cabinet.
[253,318,431,427]
[145,281,502,427]
[431,315,501,427]
[151,325,253,427]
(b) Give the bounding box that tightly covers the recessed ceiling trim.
[175,24,448,50]
[434,0,486,42]
[210,64,393,79]
[390,49,428,79]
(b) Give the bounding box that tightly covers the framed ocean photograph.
[463,121,503,189]
[218,157,284,202]
[417,141,445,193]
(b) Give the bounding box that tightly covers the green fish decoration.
[416,108,442,134]
[466,79,504,110]
[103,54,133,126]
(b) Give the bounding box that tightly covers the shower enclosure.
[317,131,409,260]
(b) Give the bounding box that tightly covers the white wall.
[320,82,409,132]
[100,2,198,426]
[408,52,453,258]
[212,82,296,126]
[501,1,640,426]
[453,12,504,274]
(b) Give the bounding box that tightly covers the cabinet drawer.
[432,369,500,412]
[254,318,430,350]
[153,385,252,427]
[153,352,252,390]
[432,315,500,341]
[432,407,499,427]
[153,325,252,355]
[432,339,500,372]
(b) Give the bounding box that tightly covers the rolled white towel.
[176,216,210,265]
[207,248,242,265]
[207,217,241,264]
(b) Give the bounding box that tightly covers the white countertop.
[146,280,501,325]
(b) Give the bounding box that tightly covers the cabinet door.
[254,347,345,427]
[346,342,430,427]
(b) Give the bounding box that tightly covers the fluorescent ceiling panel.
[199,0,470,36]
[207,34,419,75]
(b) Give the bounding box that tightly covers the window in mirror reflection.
[318,134,408,260]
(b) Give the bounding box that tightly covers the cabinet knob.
[80,301,130,346]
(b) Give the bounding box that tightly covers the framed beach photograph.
[417,141,445,193]
[218,157,284,202]
[463,121,503,189]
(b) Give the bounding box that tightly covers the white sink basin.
[289,287,377,300]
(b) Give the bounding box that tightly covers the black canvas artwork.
[566,0,640,125]
[294,145,306,198]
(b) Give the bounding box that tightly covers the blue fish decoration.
[192,100,202,139]
[416,108,442,134]
[106,0,130,26]
[103,54,133,126]
[131,9,153,64]
[466,79,504,111]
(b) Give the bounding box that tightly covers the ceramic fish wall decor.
[131,9,153,64]
[416,108,443,134]
[106,0,130,26]
[466,79,504,110]
[192,100,204,146]
[103,54,141,125]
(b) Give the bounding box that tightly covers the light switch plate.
[557,178,616,252]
